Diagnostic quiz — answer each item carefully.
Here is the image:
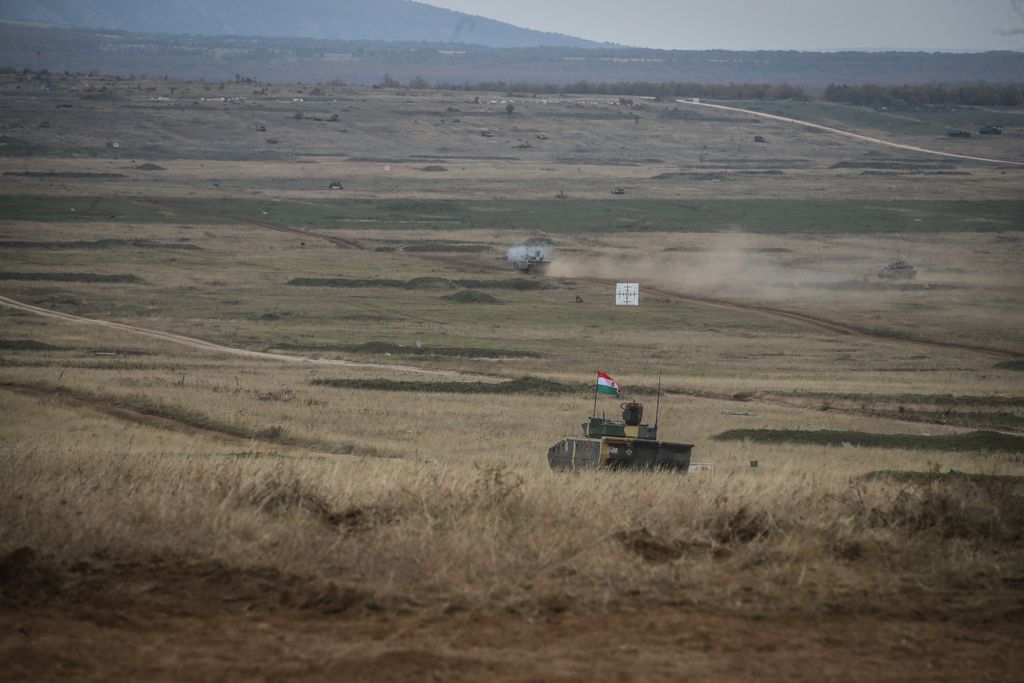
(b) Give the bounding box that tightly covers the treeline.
[824,82,1024,107]
[435,80,809,100]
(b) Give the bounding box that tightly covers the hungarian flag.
[596,371,621,397]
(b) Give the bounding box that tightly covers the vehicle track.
[574,278,1022,359]
[639,283,1022,359]
[0,381,326,453]
[4,294,1016,437]
[0,294,487,379]
[677,99,1024,167]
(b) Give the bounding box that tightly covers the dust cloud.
[547,233,820,300]
[507,242,552,262]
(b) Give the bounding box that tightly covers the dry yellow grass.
[2,384,1021,620]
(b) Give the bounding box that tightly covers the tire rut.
[577,278,1016,359]
[0,381,344,457]
[0,294,488,379]
[640,283,1021,359]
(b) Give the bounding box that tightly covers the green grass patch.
[893,411,1024,431]
[0,272,142,283]
[712,428,1024,454]
[288,277,408,288]
[0,196,225,224]
[287,276,551,291]
[13,196,1020,234]
[398,242,491,253]
[259,198,1024,234]
[442,290,500,304]
[312,376,578,395]
[0,238,200,251]
[3,171,127,179]
[0,339,60,351]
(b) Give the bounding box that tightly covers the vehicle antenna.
[654,371,662,430]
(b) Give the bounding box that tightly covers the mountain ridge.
[0,0,607,48]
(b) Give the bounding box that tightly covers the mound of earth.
[442,290,500,304]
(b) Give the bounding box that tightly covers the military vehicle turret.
[879,258,917,280]
[548,401,694,472]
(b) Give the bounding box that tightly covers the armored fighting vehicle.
[879,258,917,280]
[512,250,551,274]
[548,401,694,472]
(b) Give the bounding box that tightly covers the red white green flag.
[596,371,621,397]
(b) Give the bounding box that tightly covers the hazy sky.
[422,0,1024,51]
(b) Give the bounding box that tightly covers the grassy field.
[1,74,1023,680]
[4,195,1022,233]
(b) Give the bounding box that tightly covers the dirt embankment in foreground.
[2,549,1020,682]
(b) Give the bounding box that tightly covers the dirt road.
[677,99,1024,167]
[2,552,1019,682]
[0,295,482,379]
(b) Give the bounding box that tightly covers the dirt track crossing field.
[0,383,356,458]
[678,99,1024,167]
[595,283,1024,360]
[2,292,1018,437]
[0,295,483,379]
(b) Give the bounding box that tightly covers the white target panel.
[615,283,639,306]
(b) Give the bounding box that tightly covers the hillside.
[3,22,1023,87]
[0,0,603,48]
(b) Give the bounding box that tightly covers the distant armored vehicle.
[512,250,550,274]
[947,129,971,138]
[979,126,1003,135]
[548,401,693,472]
[879,259,917,280]
[611,187,626,195]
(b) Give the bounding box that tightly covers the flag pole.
[592,370,599,418]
